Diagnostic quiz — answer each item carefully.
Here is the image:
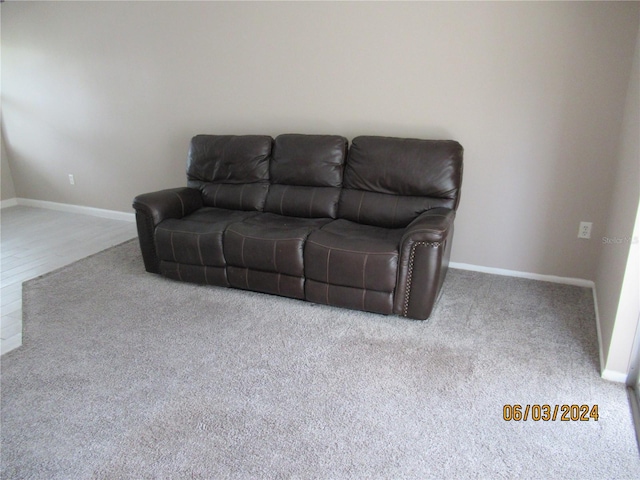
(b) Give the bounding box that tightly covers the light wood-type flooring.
[1,206,137,354]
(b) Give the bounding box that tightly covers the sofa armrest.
[132,187,203,226]
[132,187,203,273]
[401,207,455,244]
[394,208,456,319]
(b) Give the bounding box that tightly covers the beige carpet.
[1,239,638,479]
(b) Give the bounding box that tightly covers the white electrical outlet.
[578,221,592,239]
[68,174,75,185]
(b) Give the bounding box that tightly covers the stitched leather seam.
[170,231,177,262]
[307,240,397,256]
[225,229,307,242]
[236,269,300,280]
[197,235,204,266]
[175,192,185,217]
[407,228,446,235]
[272,240,278,272]
[208,184,216,207]
[156,228,219,236]
[309,279,393,295]
[402,241,441,317]
[362,254,369,289]
[144,213,159,263]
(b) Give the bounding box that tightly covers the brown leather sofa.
[133,134,463,320]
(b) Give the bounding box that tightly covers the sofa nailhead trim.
[402,241,441,317]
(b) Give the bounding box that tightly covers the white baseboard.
[601,369,628,384]
[591,288,612,382]
[12,198,135,222]
[449,261,621,383]
[0,198,18,209]
[449,261,594,288]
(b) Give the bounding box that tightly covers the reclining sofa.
[133,134,463,320]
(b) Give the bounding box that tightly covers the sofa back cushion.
[264,134,347,218]
[186,135,272,211]
[338,136,463,228]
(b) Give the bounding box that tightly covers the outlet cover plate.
[578,221,592,239]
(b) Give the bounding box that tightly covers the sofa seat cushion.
[304,219,404,293]
[223,213,332,277]
[155,208,257,267]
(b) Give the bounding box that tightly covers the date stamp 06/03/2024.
[503,404,599,422]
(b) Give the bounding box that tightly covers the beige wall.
[1,112,17,201]
[0,6,16,202]
[2,1,639,280]
[596,26,640,379]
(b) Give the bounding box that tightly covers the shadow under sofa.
[133,134,463,320]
